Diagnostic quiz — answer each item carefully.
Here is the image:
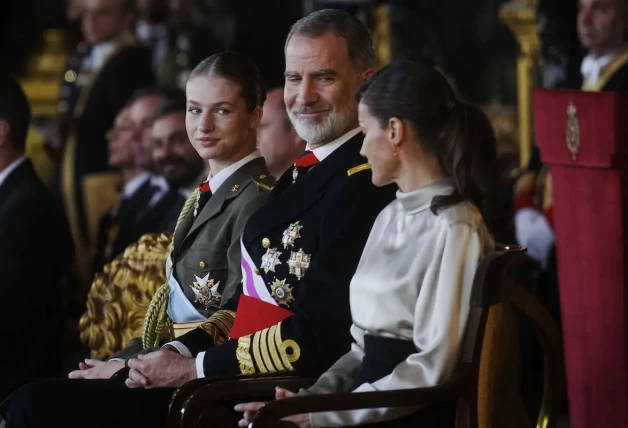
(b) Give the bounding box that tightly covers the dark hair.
[286,9,375,71]
[0,73,31,151]
[152,97,185,123]
[265,85,291,130]
[357,61,499,227]
[188,52,266,113]
[127,86,172,107]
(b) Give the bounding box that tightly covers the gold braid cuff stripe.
[250,322,301,373]
[237,335,255,374]
[199,310,236,346]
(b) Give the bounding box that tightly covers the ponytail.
[357,61,499,230]
[432,101,498,229]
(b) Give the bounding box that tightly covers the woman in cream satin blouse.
[236,61,499,428]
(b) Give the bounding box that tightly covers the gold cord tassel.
[141,189,199,349]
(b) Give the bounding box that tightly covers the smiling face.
[185,74,261,171]
[152,110,204,186]
[284,32,363,147]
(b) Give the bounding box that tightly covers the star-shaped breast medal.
[281,221,303,249]
[261,248,282,274]
[288,249,311,280]
[190,273,221,310]
[270,278,295,307]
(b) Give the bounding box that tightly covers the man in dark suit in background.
[58,0,154,287]
[0,75,73,401]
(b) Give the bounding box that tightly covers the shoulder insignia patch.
[255,181,274,191]
[347,163,371,176]
[253,174,275,191]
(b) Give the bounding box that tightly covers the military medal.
[261,248,282,274]
[292,151,319,183]
[292,166,299,184]
[270,278,295,307]
[282,221,303,249]
[190,273,221,309]
[193,191,201,217]
[288,249,311,279]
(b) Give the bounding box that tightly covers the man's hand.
[235,387,310,428]
[68,359,125,379]
[125,349,197,388]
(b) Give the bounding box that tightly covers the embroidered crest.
[270,278,295,307]
[190,273,221,309]
[282,221,303,249]
[566,101,580,160]
[261,248,282,274]
[288,249,311,279]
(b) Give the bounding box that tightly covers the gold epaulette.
[254,174,275,191]
[347,163,371,176]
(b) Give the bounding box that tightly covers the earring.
[392,145,398,156]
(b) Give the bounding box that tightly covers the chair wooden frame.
[171,245,562,428]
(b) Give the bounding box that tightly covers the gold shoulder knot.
[347,163,371,176]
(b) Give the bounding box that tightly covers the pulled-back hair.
[357,61,499,228]
[188,52,266,113]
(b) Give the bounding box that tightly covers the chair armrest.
[170,373,318,428]
[250,375,467,428]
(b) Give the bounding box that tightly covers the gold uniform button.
[259,174,267,179]
[199,261,206,269]
[262,238,270,248]
[254,268,261,275]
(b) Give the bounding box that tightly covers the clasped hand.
[125,347,197,388]
[234,387,310,428]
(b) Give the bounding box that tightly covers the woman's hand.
[68,359,125,379]
[235,387,311,428]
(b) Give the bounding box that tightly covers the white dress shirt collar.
[306,128,361,162]
[82,42,115,72]
[136,21,168,44]
[581,52,617,85]
[121,171,151,199]
[206,149,263,192]
[0,156,27,190]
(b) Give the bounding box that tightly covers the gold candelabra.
[499,0,541,168]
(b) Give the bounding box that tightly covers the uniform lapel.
[181,157,268,247]
[245,133,364,243]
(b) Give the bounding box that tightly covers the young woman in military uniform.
[68,51,276,379]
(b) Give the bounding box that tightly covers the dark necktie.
[194,181,212,217]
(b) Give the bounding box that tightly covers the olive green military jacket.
[113,156,274,359]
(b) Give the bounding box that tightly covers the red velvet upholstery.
[534,89,628,428]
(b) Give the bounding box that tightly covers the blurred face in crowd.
[284,32,370,148]
[152,111,204,187]
[257,88,305,179]
[169,0,194,27]
[106,107,134,168]
[578,0,625,57]
[137,0,168,22]
[185,74,262,174]
[65,0,84,22]
[128,94,164,170]
[81,0,132,44]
